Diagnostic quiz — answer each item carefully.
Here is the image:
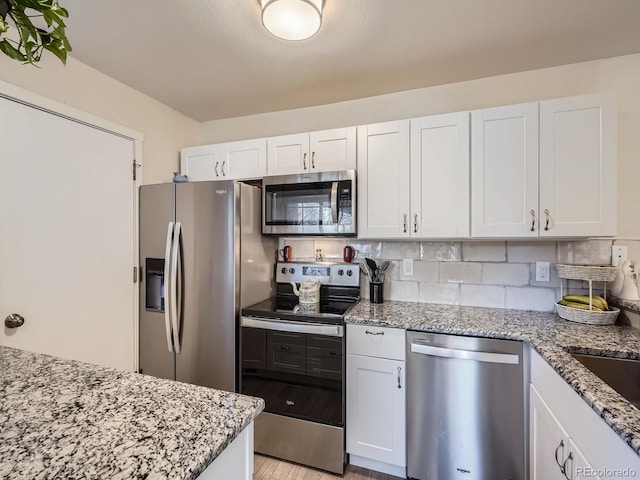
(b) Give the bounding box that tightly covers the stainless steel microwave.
[262,170,356,236]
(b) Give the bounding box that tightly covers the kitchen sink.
[571,353,640,409]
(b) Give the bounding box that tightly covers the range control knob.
[338,269,344,276]
[281,267,287,274]
[346,270,353,276]
[289,268,295,274]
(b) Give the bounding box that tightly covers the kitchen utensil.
[366,258,378,280]
[290,280,321,305]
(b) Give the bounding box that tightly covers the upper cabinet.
[471,102,539,237]
[471,93,617,238]
[266,127,356,176]
[357,121,411,238]
[180,138,266,181]
[538,94,617,237]
[358,113,470,239]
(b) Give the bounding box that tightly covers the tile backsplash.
[277,238,636,312]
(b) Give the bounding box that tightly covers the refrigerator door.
[175,181,238,391]
[139,183,176,380]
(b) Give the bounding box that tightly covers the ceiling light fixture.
[260,0,324,41]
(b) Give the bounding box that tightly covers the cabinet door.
[309,127,356,172]
[180,144,225,181]
[539,93,617,237]
[471,103,539,237]
[346,354,406,467]
[266,132,310,175]
[223,138,267,180]
[530,385,569,480]
[566,438,601,480]
[357,121,411,238]
[411,112,470,238]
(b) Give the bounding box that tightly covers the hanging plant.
[0,0,71,65]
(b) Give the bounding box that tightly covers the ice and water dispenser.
[145,258,165,311]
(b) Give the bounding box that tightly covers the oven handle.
[330,181,339,225]
[241,316,344,337]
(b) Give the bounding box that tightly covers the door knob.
[5,313,25,328]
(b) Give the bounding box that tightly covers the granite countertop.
[0,346,264,480]
[346,300,640,457]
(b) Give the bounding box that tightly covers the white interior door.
[0,95,137,371]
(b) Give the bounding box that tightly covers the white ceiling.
[62,0,640,122]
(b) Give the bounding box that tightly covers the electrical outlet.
[403,259,414,276]
[612,246,628,266]
[536,262,550,282]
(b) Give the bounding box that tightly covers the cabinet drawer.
[347,324,405,361]
[267,342,306,374]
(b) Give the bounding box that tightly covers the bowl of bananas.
[556,294,620,325]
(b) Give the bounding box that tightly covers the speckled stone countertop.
[611,296,640,314]
[346,300,640,457]
[0,346,264,480]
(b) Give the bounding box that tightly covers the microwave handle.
[331,181,339,224]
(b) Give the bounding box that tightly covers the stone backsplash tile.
[506,286,557,312]
[482,263,530,286]
[557,239,613,265]
[460,284,505,308]
[419,282,460,305]
[507,241,557,263]
[382,241,421,260]
[462,241,506,262]
[440,262,483,284]
[420,242,462,261]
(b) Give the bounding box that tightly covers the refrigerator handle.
[164,222,175,353]
[170,222,182,354]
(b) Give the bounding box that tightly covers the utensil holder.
[370,282,384,304]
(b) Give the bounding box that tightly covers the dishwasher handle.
[410,341,520,365]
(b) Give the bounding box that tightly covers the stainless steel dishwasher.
[407,331,526,480]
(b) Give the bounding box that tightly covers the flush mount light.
[260,0,324,41]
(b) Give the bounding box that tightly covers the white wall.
[200,54,640,238]
[0,55,199,185]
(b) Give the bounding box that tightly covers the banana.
[558,299,604,311]
[562,295,608,311]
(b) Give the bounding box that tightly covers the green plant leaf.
[0,39,26,61]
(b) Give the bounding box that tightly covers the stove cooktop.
[242,296,358,325]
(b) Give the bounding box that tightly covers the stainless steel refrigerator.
[138,180,276,391]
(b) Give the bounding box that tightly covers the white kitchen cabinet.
[471,102,539,237]
[180,144,224,182]
[346,324,406,477]
[223,138,267,179]
[411,112,470,237]
[358,114,470,240]
[539,93,617,237]
[357,120,411,238]
[530,348,640,479]
[180,139,266,181]
[471,93,617,238]
[266,127,356,176]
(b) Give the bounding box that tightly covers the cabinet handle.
[544,209,550,231]
[311,151,315,169]
[397,366,402,389]
[329,351,342,356]
[555,439,566,472]
[221,160,226,176]
[280,345,291,351]
[530,210,536,231]
[303,152,307,170]
[403,214,407,233]
[214,161,220,177]
[365,330,384,336]
[562,451,573,479]
[413,214,418,233]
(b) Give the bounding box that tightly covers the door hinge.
[132,159,141,181]
[133,266,138,283]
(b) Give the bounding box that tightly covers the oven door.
[240,316,344,426]
[262,170,356,236]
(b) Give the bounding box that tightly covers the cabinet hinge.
[133,266,138,283]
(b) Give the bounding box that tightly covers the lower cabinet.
[346,324,406,477]
[530,347,640,480]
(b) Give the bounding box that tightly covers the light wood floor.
[254,454,403,480]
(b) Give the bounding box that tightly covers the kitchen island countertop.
[0,346,263,480]
[345,300,640,458]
